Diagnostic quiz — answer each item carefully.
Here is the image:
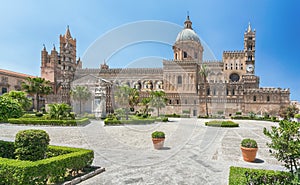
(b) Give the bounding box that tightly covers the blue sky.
[0,0,299,100]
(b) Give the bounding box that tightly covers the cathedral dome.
[175,15,201,44]
[175,28,200,43]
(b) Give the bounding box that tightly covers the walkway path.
[0,119,284,185]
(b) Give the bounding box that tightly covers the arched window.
[175,53,178,60]
[185,99,187,104]
[213,89,216,96]
[253,96,256,101]
[183,51,187,58]
[169,99,172,104]
[177,76,182,85]
[176,100,179,104]
[226,88,229,95]
[267,96,270,102]
[232,89,235,95]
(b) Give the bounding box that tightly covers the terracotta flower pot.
[152,138,165,149]
[241,146,258,162]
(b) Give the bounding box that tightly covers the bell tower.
[244,22,256,74]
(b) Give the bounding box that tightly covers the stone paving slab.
[0,119,285,185]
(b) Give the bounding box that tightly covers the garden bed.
[205,120,239,127]
[0,140,96,185]
[7,117,90,126]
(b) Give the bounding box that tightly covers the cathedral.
[40,16,290,117]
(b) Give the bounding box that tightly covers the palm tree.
[128,88,139,112]
[70,86,91,115]
[199,64,210,117]
[22,77,52,111]
[150,91,166,117]
[139,97,151,115]
[114,85,131,120]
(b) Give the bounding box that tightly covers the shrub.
[295,114,300,119]
[48,103,74,120]
[205,120,239,127]
[264,120,300,173]
[235,112,242,115]
[241,138,257,148]
[162,117,168,122]
[14,129,50,161]
[35,112,43,117]
[0,96,24,122]
[152,131,165,138]
[229,166,295,185]
[0,142,94,185]
[165,113,181,118]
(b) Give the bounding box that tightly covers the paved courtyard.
[0,119,285,185]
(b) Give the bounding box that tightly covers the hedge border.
[0,141,94,185]
[7,118,90,126]
[229,166,294,185]
[205,120,239,127]
[104,118,157,125]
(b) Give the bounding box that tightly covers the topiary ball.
[14,129,50,161]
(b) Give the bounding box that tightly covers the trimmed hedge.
[104,118,156,125]
[205,120,239,127]
[229,166,295,185]
[0,141,94,185]
[7,117,90,126]
[231,115,279,122]
[14,129,50,161]
[0,140,15,158]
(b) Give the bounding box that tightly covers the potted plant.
[151,131,165,149]
[241,138,258,162]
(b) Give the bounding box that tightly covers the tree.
[70,86,91,114]
[128,88,139,112]
[115,85,130,120]
[140,97,151,115]
[199,64,210,117]
[2,91,32,111]
[21,77,52,112]
[114,85,140,119]
[263,120,300,173]
[150,90,166,117]
[279,104,299,120]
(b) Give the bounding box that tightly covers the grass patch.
[205,120,239,127]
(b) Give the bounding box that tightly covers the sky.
[0,0,299,100]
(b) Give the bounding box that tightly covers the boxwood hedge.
[7,117,90,126]
[0,141,94,185]
[229,166,295,185]
[104,118,156,125]
[205,120,239,127]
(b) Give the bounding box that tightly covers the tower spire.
[65,25,72,39]
[247,22,252,32]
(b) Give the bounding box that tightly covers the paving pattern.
[0,119,285,185]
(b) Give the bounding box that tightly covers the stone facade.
[0,69,35,95]
[42,16,290,117]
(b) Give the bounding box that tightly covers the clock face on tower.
[246,64,254,72]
